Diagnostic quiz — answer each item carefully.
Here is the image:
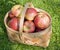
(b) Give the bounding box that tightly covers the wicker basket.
[4,3,52,47]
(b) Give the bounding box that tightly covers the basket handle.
[19,3,34,33]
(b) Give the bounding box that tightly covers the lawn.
[0,0,60,50]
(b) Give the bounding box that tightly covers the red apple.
[25,8,37,20]
[23,21,35,33]
[8,11,15,18]
[34,12,50,29]
[8,17,19,31]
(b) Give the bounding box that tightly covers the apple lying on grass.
[8,17,19,31]
[23,21,35,33]
[34,12,50,29]
[25,8,37,20]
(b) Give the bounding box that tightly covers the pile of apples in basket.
[8,4,51,33]
[4,3,52,47]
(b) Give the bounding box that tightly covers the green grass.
[0,0,60,50]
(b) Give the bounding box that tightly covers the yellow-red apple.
[11,5,22,17]
[25,8,37,20]
[23,21,35,33]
